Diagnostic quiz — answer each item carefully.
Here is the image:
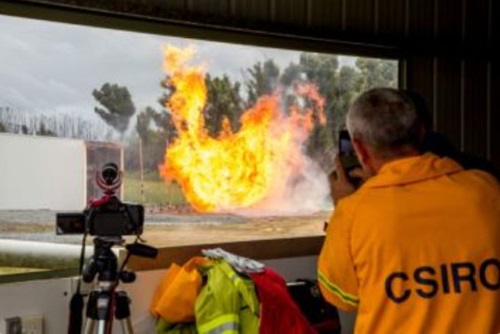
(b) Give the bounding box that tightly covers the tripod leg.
[119,318,134,334]
[97,319,108,334]
[83,291,98,334]
[115,291,133,334]
[83,312,110,334]
[97,297,113,334]
[86,289,113,334]
[83,319,95,334]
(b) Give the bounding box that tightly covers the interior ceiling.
[0,0,496,59]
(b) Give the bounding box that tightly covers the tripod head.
[82,237,158,285]
[83,237,129,284]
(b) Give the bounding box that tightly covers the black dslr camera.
[56,163,144,237]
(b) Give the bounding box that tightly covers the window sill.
[124,234,325,271]
[123,212,327,271]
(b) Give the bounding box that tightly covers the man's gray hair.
[346,87,421,155]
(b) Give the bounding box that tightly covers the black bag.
[287,279,341,334]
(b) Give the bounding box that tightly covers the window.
[0,13,398,276]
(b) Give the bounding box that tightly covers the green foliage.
[127,103,177,171]
[245,59,280,106]
[355,58,398,92]
[279,53,341,165]
[124,76,179,173]
[0,121,6,133]
[136,106,176,145]
[93,83,136,135]
[332,65,359,132]
[204,74,243,136]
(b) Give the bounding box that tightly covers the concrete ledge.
[0,239,92,269]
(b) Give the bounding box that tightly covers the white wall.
[0,255,355,333]
[0,133,86,210]
[0,256,356,333]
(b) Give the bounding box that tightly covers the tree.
[93,83,136,137]
[136,107,151,143]
[157,77,180,140]
[333,66,359,133]
[355,58,398,92]
[123,76,188,172]
[0,121,6,133]
[204,74,244,136]
[130,106,171,171]
[280,53,341,165]
[245,59,280,107]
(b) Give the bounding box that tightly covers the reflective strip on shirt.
[318,269,359,307]
[206,322,238,334]
[198,313,239,334]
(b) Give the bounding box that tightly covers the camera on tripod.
[56,163,144,237]
[56,163,157,334]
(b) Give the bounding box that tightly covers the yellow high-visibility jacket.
[318,153,500,333]
[195,260,260,334]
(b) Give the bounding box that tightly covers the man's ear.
[352,137,369,167]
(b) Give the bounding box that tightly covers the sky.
[0,13,356,120]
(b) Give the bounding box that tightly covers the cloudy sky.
[0,13,355,119]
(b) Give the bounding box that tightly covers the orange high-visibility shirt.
[318,153,500,333]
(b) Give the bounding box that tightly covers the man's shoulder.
[337,168,499,212]
[454,168,500,194]
[334,166,499,217]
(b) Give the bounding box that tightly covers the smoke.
[224,149,332,217]
[243,156,332,216]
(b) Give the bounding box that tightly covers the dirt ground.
[0,209,330,247]
[140,213,329,247]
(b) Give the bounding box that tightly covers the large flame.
[159,45,328,213]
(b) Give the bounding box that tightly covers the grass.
[123,172,187,206]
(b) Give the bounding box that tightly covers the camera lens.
[101,163,118,185]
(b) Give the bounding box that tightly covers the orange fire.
[159,45,326,212]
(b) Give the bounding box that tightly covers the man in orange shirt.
[318,87,500,333]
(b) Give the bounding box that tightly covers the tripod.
[82,237,136,334]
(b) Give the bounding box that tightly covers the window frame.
[0,1,403,281]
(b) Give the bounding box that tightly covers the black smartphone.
[338,130,361,178]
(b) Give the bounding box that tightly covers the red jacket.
[249,268,316,334]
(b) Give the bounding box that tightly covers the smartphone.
[338,130,361,178]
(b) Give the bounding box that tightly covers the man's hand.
[349,167,373,183]
[328,156,369,204]
[329,156,357,205]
